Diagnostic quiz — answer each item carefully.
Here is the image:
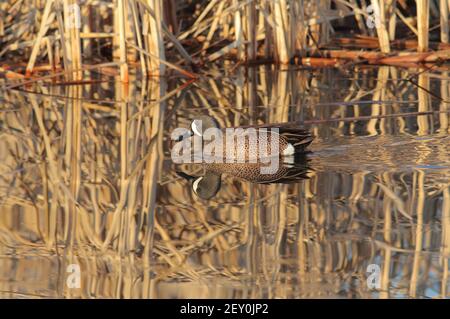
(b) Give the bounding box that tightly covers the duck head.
[190,115,220,137]
[176,171,222,200]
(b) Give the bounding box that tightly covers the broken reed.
[1,0,450,81]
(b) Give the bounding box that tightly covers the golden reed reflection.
[0,65,449,298]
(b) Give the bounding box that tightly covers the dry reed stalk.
[272,0,290,63]
[333,37,450,50]
[300,57,339,66]
[6,62,120,90]
[320,49,450,64]
[65,0,82,80]
[387,0,396,39]
[129,0,147,75]
[124,0,136,64]
[113,1,120,61]
[45,37,54,70]
[117,82,129,255]
[439,71,449,133]
[367,67,389,135]
[55,0,70,77]
[245,0,257,61]
[0,11,4,37]
[370,0,391,53]
[146,0,166,75]
[409,171,425,297]
[0,67,25,79]
[67,85,83,247]
[118,0,129,82]
[380,174,392,298]
[297,0,307,57]
[233,0,244,61]
[440,0,449,43]
[81,4,92,58]
[395,7,419,36]
[417,0,430,52]
[201,0,226,53]
[442,187,450,297]
[417,72,431,135]
[26,0,54,76]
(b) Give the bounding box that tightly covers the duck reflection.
[177,155,312,200]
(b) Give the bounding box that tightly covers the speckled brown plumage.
[202,130,288,162]
[189,127,313,163]
[203,162,310,183]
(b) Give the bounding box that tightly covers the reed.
[417,0,430,52]
[440,0,449,43]
[116,0,128,82]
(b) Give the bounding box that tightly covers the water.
[0,64,449,298]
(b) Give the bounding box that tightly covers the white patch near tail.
[283,155,294,164]
[283,143,295,156]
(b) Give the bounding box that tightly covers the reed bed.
[1,0,450,81]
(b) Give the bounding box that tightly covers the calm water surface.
[0,64,449,298]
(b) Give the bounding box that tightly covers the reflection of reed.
[155,66,449,298]
[0,74,170,297]
[417,72,431,135]
[442,187,450,296]
[0,65,449,298]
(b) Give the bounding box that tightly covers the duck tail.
[279,128,314,153]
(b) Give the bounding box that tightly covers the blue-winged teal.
[176,116,313,199]
[187,115,313,162]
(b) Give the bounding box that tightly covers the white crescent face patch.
[192,177,203,193]
[191,120,203,137]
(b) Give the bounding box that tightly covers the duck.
[185,115,314,162]
[175,115,314,199]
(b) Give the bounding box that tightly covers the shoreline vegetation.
[0,0,449,82]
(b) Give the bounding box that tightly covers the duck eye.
[175,134,184,142]
[176,131,192,142]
